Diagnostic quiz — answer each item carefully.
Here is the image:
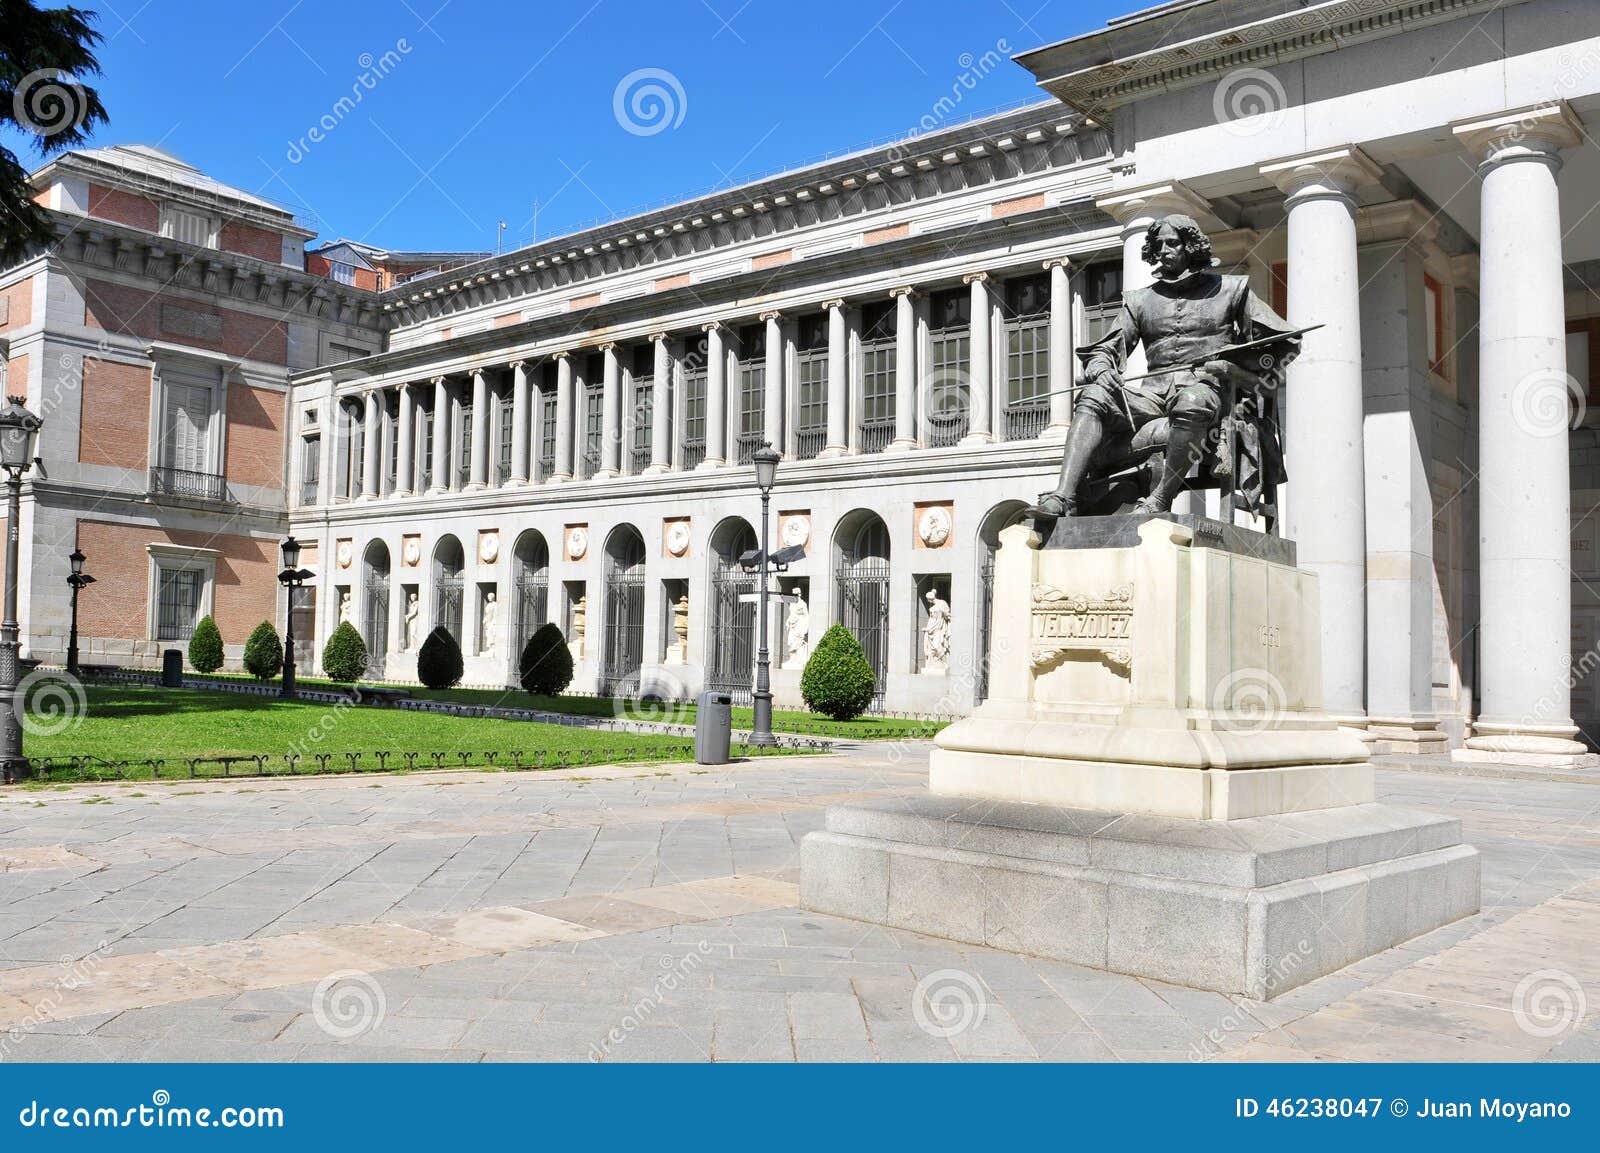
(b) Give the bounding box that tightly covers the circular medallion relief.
[665,521,691,557]
[402,537,421,567]
[479,533,500,564]
[918,506,952,548]
[567,527,589,560]
[780,514,810,550]
[336,540,353,569]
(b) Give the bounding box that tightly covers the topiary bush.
[243,620,283,681]
[519,622,574,696]
[800,623,878,721]
[187,615,224,673]
[417,625,464,689]
[321,620,368,683]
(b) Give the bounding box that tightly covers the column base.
[957,431,995,447]
[1366,716,1450,756]
[817,444,849,459]
[885,438,920,454]
[1453,721,1599,768]
[463,481,487,492]
[507,475,528,487]
[642,463,672,476]
[546,474,573,485]
[593,469,619,480]
[1329,714,1381,747]
[694,459,727,472]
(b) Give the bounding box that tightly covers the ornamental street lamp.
[277,536,313,698]
[749,441,782,748]
[66,549,95,678]
[0,395,43,783]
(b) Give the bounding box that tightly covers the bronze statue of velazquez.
[1028,214,1301,528]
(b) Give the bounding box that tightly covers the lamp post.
[750,441,781,748]
[0,395,42,783]
[66,549,95,678]
[277,536,312,698]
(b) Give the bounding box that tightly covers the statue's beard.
[1152,259,1217,285]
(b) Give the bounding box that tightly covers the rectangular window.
[328,261,357,286]
[418,407,434,490]
[927,289,970,448]
[495,391,512,485]
[1423,273,1446,378]
[161,206,214,248]
[1003,274,1050,440]
[382,397,398,495]
[536,384,556,483]
[1569,318,1600,407]
[859,301,896,454]
[794,314,828,460]
[581,376,603,479]
[338,399,363,500]
[737,324,766,464]
[455,404,472,489]
[1082,260,1124,346]
[161,382,211,473]
[300,434,320,505]
[156,567,203,640]
[681,365,707,469]
[630,345,653,473]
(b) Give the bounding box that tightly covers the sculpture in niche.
[1028,215,1302,528]
[403,591,419,651]
[481,590,497,654]
[922,587,951,672]
[668,594,689,663]
[570,594,587,657]
[784,588,810,667]
[338,588,352,623]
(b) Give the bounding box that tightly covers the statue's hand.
[1198,359,1254,389]
[1086,363,1122,391]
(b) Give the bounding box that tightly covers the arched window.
[432,536,465,642]
[833,512,891,707]
[706,517,758,701]
[362,540,391,669]
[600,526,647,694]
[512,530,550,652]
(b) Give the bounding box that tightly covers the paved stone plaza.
[0,746,1596,1062]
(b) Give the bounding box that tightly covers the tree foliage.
[1,3,110,266]
[321,620,367,683]
[186,615,223,673]
[519,623,574,697]
[417,625,463,689]
[800,624,878,721]
[242,620,282,681]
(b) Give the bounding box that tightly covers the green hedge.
[519,622,574,696]
[800,624,877,721]
[187,616,223,673]
[417,626,464,689]
[321,621,368,683]
[243,621,283,681]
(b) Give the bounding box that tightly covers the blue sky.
[38,0,1123,253]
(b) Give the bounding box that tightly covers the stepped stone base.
[801,795,1479,1000]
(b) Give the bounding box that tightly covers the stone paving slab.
[0,748,1596,1062]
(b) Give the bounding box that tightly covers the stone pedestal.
[801,516,1479,997]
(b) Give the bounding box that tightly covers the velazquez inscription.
[1030,582,1133,672]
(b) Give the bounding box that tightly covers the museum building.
[2,0,1598,764]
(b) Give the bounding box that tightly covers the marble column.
[551,352,574,483]
[360,389,380,498]
[702,322,726,469]
[509,360,530,484]
[888,286,918,452]
[429,375,449,492]
[821,299,848,458]
[763,310,784,453]
[1045,257,1073,439]
[1261,147,1382,728]
[647,332,672,474]
[467,369,489,489]
[598,342,621,478]
[1451,103,1591,766]
[395,383,414,496]
[962,273,994,445]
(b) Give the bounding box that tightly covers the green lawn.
[18,684,795,782]
[179,672,951,740]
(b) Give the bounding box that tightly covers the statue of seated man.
[1031,214,1300,521]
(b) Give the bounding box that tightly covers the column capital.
[429,375,447,386]
[648,330,670,343]
[1260,146,1383,201]
[701,320,721,334]
[962,271,990,285]
[820,298,845,311]
[759,310,782,323]
[888,285,917,299]
[597,341,618,353]
[1451,101,1583,167]
[554,349,571,360]
[470,366,487,380]
[1095,180,1210,226]
[1041,256,1072,272]
[508,359,527,370]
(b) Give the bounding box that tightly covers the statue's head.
[1140,214,1214,280]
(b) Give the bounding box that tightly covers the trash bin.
[694,690,733,765]
[161,648,183,688]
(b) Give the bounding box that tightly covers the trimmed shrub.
[243,621,283,681]
[321,620,368,683]
[187,616,224,673]
[417,625,464,689]
[800,624,878,721]
[519,623,574,697]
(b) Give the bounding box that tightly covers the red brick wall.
[76,519,278,644]
[0,277,33,331]
[863,223,909,245]
[79,358,151,469]
[4,352,28,396]
[219,219,282,263]
[224,383,284,488]
[84,279,288,365]
[87,183,159,232]
[991,192,1045,218]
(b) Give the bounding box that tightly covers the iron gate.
[436,577,463,642]
[600,567,645,694]
[364,570,390,667]
[707,558,757,703]
[835,558,889,709]
[515,570,548,650]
